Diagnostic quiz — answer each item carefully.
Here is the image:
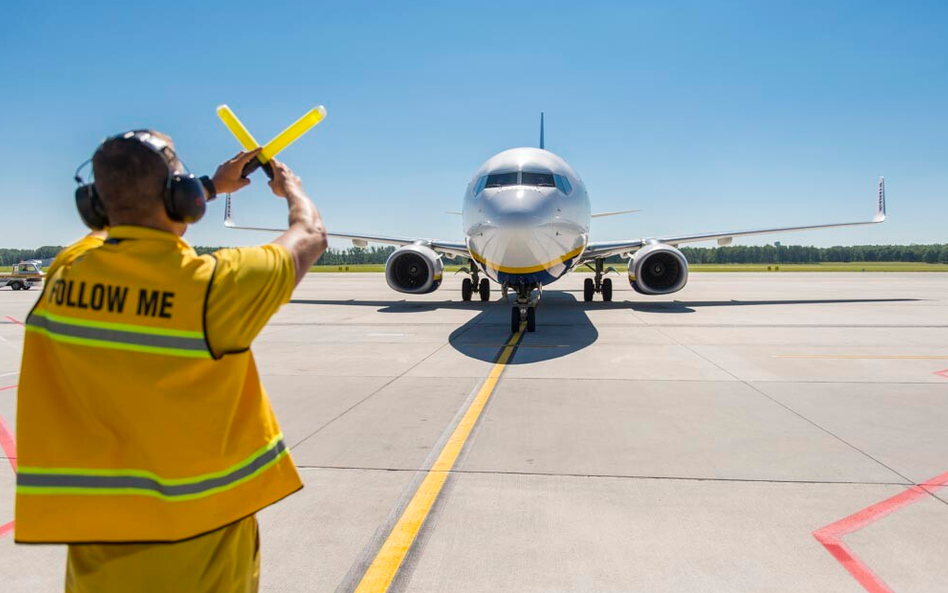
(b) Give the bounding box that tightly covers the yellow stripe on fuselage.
[470,245,583,275]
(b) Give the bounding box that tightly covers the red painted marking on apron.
[934,369,948,379]
[0,412,16,472]
[0,411,15,539]
[0,384,17,392]
[0,521,14,539]
[3,316,23,326]
[813,470,948,592]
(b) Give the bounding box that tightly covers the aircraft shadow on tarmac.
[289,292,920,364]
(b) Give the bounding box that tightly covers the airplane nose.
[481,187,556,226]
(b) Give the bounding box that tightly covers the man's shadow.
[290,287,920,364]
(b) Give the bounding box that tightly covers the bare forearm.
[286,189,320,232]
[275,189,328,284]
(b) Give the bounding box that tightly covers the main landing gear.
[583,258,613,302]
[506,282,539,333]
[461,260,490,302]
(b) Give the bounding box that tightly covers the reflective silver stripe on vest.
[27,314,208,353]
[18,439,287,497]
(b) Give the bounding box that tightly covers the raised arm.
[267,159,328,285]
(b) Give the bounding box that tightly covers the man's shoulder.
[47,235,106,276]
[211,245,291,264]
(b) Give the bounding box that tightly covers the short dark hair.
[91,130,178,220]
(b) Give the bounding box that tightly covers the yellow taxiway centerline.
[352,323,525,593]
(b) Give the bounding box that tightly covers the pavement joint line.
[813,469,948,593]
[266,321,948,329]
[631,310,916,486]
[346,323,525,593]
[462,376,945,386]
[293,465,913,487]
[774,355,948,360]
[288,327,477,453]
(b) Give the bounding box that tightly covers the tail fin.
[874,177,887,222]
[539,112,545,150]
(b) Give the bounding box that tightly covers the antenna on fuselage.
[539,112,545,149]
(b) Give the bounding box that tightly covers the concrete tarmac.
[1,272,947,592]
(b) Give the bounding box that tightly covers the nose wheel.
[511,305,536,333]
[507,282,539,333]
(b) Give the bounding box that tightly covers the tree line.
[5,244,948,266]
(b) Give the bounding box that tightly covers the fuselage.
[462,148,591,286]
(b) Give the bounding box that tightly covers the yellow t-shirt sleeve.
[204,244,296,357]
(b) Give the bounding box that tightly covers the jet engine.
[385,245,444,294]
[629,243,689,295]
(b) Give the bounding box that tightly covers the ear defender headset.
[74,130,215,230]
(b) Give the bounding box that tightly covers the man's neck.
[109,217,185,237]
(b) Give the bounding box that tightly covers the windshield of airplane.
[521,172,556,187]
[485,172,519,188]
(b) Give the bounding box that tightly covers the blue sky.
[1,1,945,249]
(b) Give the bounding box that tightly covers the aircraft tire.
[526,306,536,332]
[601,278,613,302]
[510,307,521,333]
[478,278,490,301]
[583,278,594,302]
[461,278,473,301]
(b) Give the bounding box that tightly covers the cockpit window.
[554,174,572,194]
[521,172,555,187]
[484,172,519,188]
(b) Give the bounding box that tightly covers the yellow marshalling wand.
[216,104,327,178]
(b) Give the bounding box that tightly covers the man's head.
[91,130,188,235]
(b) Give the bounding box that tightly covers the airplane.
[225,113,887,333]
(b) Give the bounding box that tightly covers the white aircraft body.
[226,116,887,333]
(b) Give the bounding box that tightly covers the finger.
[234,148,263,166]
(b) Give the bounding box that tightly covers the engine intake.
[629,244,689,295]
[385,245,444,294]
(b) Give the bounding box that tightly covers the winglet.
[874,177,886,223]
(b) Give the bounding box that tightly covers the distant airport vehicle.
[226,115,887,333]
[2,261,44,290]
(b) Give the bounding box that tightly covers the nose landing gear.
[507,282,540,333]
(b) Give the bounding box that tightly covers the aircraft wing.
[580,177,887,263]
[223,196,470,259]
[323,232,469,259]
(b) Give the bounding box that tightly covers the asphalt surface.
[2,272,947,592]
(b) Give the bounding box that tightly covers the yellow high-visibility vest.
[15,229,302,543]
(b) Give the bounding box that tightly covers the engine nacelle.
[629,243,689,295]
[385,245,444,294]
